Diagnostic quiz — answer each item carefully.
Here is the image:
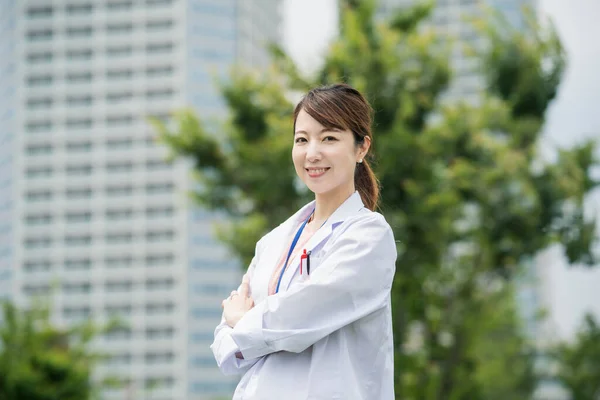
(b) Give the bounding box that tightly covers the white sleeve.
[229,214,397,360]
[210,240,264,375]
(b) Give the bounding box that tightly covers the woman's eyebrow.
[294,128,341,135]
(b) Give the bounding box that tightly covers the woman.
[211,83,397,399]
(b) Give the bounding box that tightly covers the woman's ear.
[359,136,372,160]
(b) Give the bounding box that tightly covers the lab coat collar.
[292,191,365,227]
[279,191,365,291]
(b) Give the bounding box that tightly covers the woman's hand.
[222,274,254,328]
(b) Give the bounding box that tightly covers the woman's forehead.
[295,109,347,133]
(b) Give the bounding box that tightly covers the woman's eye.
[323,136,337,142]
[294,137,307,143]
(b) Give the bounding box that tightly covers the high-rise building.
[0,1,282,399]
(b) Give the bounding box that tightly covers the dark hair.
[293,83,380,211]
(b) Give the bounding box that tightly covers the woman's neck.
[310,187,355,227]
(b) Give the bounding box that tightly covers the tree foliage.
[152,0,599,398]
[552,313,600,400]
[0,300,119,400]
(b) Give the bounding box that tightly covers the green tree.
[552,313,600,400]
[152,0,598,398]
[0,300,119,400]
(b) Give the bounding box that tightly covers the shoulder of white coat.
[336,210,396,245]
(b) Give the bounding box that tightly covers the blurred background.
[0,0,598,399]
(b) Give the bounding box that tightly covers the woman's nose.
[306,141,321,161]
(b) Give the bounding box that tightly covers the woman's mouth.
[306,168,330,178]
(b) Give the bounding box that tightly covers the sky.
[283,0,600,341]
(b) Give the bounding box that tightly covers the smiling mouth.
[306,168,330,178]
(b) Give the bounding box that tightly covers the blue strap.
[275,210,314,294]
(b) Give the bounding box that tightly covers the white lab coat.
[210,191,397,400]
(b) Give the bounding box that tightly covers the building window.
[25,190,53,203]
[190,331,214,343]
[66,72,93,83]
[26,120,52,132]
[107,1,133,10]
[65,187,92,199]
[146,183,174,194]
[146,88,174,100]
[105,209,134,221]
[105,304,133,316]
[106,162,133,173]
[192,307,222,319]
[23,284,51,296]
[106,46,133,58]
[105,280,133,292]
[191,356,215,367]
[26,144,53,155]
[24,236,53,249]
[146,42,174,54]
[65,164,93,176]
[63,306,91,320]
[66,26,93,38]
[66,141,93,152]
[144,352,174,364]
[105,232,134,244]
[146,20,173,32]
[145,377,175,390]
[27,97,53,110]
[27,75,53,87]
[106,352,132,364]
[106,138,133,149]
[27,6,53,18]
[66,4,94,15]
[64,258,92,270]
[106,23,133,34]
[146,278,174,291]
[106,115,134,126]
[145,302,174,315]
[105,185,133,196]
[27,52,53,64]
[25,214,53,226]
[63,282,92,294]
[65,211,92,223]
[106,91,133,103]
[193,283,230,296]
[66,49,93,60]
[146,326,174,339]
[23,260,52,273]
[106,69,133,80]
[26,166,53,178]
[64,235,92,246]
[146,230,174,243]
[27,29,53,42]
[146,206,174,218]
[146,0,173,6]
[146,66,173,77]
[105,256,133,268]
[66,95,93,107]
[66,118,93,129]
[146,253,174,267]
[104,328,132,341]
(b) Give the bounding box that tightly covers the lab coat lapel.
[279,192,365,291]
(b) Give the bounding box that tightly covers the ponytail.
[355,158,379,211]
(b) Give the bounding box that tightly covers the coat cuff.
[211,326,258,375]
[231,301,271,360]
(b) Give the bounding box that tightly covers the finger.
[221,300,225,308]
[239,275,250,298]
[230,290,238,298]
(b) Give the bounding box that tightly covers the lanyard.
[275,210,314,294]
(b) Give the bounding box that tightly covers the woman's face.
[292,108,369,198]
